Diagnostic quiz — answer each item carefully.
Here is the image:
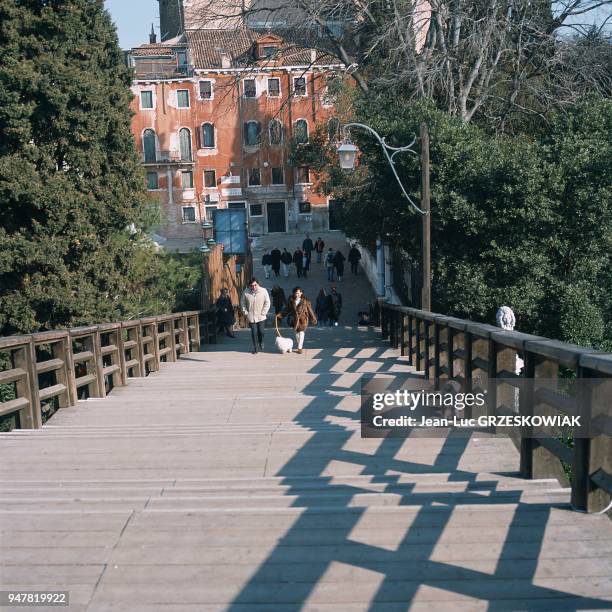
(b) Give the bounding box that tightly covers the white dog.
[274,318,293,353]
[275,335,294,354]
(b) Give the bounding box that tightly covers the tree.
[0,0,182,335]
[192,0,610,128]
[294,94,611,348]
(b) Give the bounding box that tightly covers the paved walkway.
[1,233,611,610]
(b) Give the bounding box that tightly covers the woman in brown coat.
[278,287,317,354]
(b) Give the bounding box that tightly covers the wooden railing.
[380,302,612,514]
[0,310,217,432]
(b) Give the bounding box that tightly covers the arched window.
[294,119,308,144]
[327,117,340,142]
[269,119,283,145]
[179,128,192,161]
[202,123,215,148]
[244,121,261,146]
[143,129,156,162]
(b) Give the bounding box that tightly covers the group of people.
[216,279,343,354]
[215,235,363,354]
[237,278,318,354]
[261,236,362,281]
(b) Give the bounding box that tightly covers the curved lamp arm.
[342,122,426,215]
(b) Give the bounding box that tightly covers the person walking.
[262,250,272,279]
[302,250,310,279]
[315,289,330,327]
[270,247,281,277]
[348,245,361,275]
[314,237,325,264]
[325,247,335,282]
[293,248,304,278]
[333,249,346,282]
[302,233,314,267]
[215,288,236,337]
[330,286,342,327]
[240,278,271,353]
[280,248,292,278]
[271,285,286,317]
[278,287,317,354]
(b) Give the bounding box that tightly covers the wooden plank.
[0,367,27,385]
[535,436,573,465]
[73,350,94,363]
[38,383,67,402]
[75,374,98,389]
[36,358,64,374]
[0,397,30,418]
[590,469,612,495]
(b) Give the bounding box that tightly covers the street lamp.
[201,220,214,254]
[337,122,431,310]
[337,143,359,170]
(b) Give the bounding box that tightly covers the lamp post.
[200,220,214,254]
[337,122,431,310]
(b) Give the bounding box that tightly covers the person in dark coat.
[215,288,236,337]
[280,248,292,277]
[315,289,330,327]
[271,285,286,316]
[348,245,361,275]
[262,250,272,279]
[302,251,310,279]
[293,248,304,278]
[278,286,317,354]
[333,250,346,281]
[314,237,325,263]
[329,286,342,326]
[270,247,281,277]
[302,234,314,267]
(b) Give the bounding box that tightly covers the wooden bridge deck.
[1,234,611,610]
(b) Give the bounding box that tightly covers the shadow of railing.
[215,328,612,610]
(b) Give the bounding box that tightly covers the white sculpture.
[496,306,516,331]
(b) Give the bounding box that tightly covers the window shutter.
[196,125,201,149]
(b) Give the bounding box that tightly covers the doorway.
[328,199,341,230]
[267,201,286,233]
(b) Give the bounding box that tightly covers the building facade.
[128,29,344,238]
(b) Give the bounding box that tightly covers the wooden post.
[420,122,431,312]
[13,339,41,429]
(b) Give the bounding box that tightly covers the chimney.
[149,24,157,44]
[310,48,317,63]
[220,52,231,69]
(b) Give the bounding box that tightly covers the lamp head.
[337,142,358,170]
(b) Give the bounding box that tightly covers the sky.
[105,0,159,49]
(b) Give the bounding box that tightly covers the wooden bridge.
[1,236,611,610]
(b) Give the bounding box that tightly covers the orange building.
[127,29,344,239]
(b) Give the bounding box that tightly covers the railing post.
[181,314,189,354]
[381,306,389,340]
[415,318,421,372]
[572,356,612,513]
[407,314,414,365]
[400,313,407,357]
[519,351,535,479]
[423,320,430,380]
[447,327,455,380]
[13,338,41,429]
[93,327,107,398]
[51,332,76,408]
[434,322,441,388]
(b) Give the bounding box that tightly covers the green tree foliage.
[297,95,611,348]
[0,0,198,336]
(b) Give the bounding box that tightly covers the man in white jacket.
[240,277,271,353]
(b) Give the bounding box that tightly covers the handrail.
[379,302,612,514]
[0,310,216,432]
